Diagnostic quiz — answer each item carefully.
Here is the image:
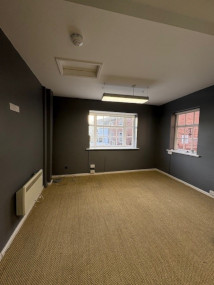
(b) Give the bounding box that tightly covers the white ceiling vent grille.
[56,58,102,78]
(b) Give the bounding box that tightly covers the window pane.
[125,118,133,127]
[88,115,94,125]
[109,128,116,136]
[181,134,188,144]
[184,139,192,151]
[103,137,109,145]
[97,137,103,145]
[175,138,184,150]
[89,126,94,147]
[97,127,103,136]
[185,127,193,139]
[176,127,185,138]
[89,126,94,136]
[89,127,94,146]
[109,117,116,126]
[177,114,185,126]
[126,128,133,137]
[117,129,123,137]
[103,127,109,136]
[97,116,103,125]
[103,116,109,126]
[194,111,200,124]
[193,127,199,139]
[109,136,116,146]
[186,112,194,125]
[117,117,124,126]
[193,139,198,152]
[104,116,116,126]
[117,137,123,146]
[126,137,132,146]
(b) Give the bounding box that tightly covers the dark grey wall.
[53,97,158,174]
[156,86,214,192]
[43,88,53,187]
[0,30,43,251]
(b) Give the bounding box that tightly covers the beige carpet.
[0,171,214,285]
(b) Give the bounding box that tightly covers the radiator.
[16,169,43,216]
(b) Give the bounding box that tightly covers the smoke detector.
[71,33,83,47]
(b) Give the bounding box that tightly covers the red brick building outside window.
[174,109,200,154]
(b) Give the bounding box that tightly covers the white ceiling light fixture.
[70,33,83,47]
[102,85,149,104]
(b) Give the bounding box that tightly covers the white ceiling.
[0,0,214,105]
[69,0,214,35]
[133,0,214,23]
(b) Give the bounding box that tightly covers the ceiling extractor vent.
[55,58,103,78]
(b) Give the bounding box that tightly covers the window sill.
[86,147,140,151]
[166,149,200,157]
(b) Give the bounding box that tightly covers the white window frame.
[174,108,200,155]
[88,110,138,150]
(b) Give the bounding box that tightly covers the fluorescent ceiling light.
[102,93,149,104]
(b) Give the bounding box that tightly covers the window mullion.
[94,115,97,148]
[123,122,126,147]
[174,116,178,150]
[135,116,138,148]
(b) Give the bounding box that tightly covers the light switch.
[9,103,20,113]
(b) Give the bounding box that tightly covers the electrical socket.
[9,103,20,113]
[90,164,95,169]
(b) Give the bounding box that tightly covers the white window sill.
[86,147,140,151]
[166,149,200,157]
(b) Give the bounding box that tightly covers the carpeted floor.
[0,171,214,285]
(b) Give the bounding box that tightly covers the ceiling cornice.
[66,0,214,36]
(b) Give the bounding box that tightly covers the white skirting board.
[53,168,213,199]
[155,169,213,199]
[52,168,157,178]
[0,207,32,262]
[1,168,213,262]
[47,179,53,186]
[0,198,43,262]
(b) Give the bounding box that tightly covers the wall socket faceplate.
[9,103,20,113]
[90,164,95,174]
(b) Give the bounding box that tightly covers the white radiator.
[16,169,43,216]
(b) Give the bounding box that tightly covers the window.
[174,109,200,154]
[88,111,138,149]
